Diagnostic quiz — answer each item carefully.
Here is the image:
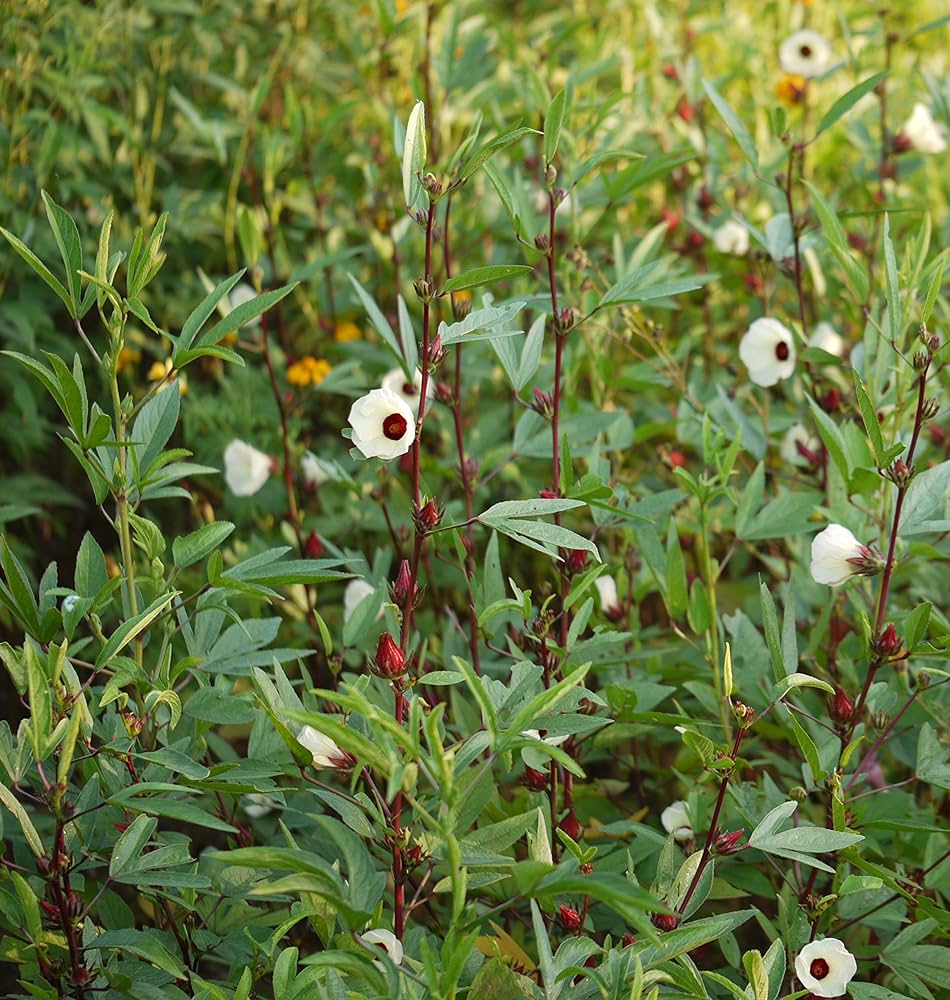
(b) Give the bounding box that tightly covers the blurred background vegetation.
[1,0,947,704]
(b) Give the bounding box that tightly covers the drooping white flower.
[343,578,380,624]
[62,595,80,614]
[521,729,571,747]
[900,103,947,155]
[795,938,857,998]
[223,439,272,496]
[780,423,820,466]
[594,575,621,616]
[381,367,429,415]
[360,927,404,967]
[713,219,750,256]
[808,321,846,357]
[347,388,415,460]
[739,318,796,387]
[810,524,879,586]
[242,793,275,819]
[295,725,352,769]
[661,801,693,843]
[779,30,832,78]
[301,451,333,487]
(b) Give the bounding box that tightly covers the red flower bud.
[558,904,583,932]
[668,450,686,468]
[374,633,406,679]
[892,131,912,154]
[622,932,637,947]
[875,623,902,658]
[713,828,745,856]
[434,381,453,405]
[830,616,850,647]
[416,499,442,532]
[539,487,559,499]
[686,230,705,250]
[580,861,593,874]
[830,687,854,725]
[662,64,678,80]
[393,559,413,606]
[523,766,548,792]
[697,185,715,213]
[651,912,680,931]
[677,98,695,123]
[820,387,841,414]
[304,530,323,559]
[661,208,681,232]
[565,549,589,574]
[558,810,581,841]
[743,273,764,295]
[40,900,61,923]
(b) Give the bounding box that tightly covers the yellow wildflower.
[334,320,362,343]
[116,347,141,374]
[776,74,808,107]
[287,356,332,387]
[396,0,410,13]
[147,357,188,395]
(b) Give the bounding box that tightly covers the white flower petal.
[296,725,344,768]
[343,579,380,624]
[739,318,796,387]
[594,575,620,613]
[808,321,846,357]
[361,928,404,966]
[713,219,750,256]
[661,801,693,842]
[224,439,271,496]
[780,423,819,466]
[381,368,428,415]
[347,388,415,460]
[795,938,857,998]
[810,524,864,586]
[902,103,947,155]
[780,30,832,78]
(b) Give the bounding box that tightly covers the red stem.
[677,726,746,917]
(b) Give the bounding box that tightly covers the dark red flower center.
[810,958,830,980]
[775,341,790,361]
[800,45,812,57]
[383,413,408,440]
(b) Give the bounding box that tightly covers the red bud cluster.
[558,904,583,932]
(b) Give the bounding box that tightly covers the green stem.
[110,373,140,653]
[699,502,730,738]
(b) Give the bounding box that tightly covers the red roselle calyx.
[830,687,855,725]
[558,904,583,932]
[558,810,581,841]
[565,548,589,574]
[532,387,554,418]
[523,766,548,791]
[374,633,407,679]
[539,487,559,499]
[875,623,902,658]
[820,387,841,414]
[415,499,442,532]
[651,912,680,932]
[427,334,444,369]
[393,559,413,606]
[713,828,745,856]
[304,530,323,558]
